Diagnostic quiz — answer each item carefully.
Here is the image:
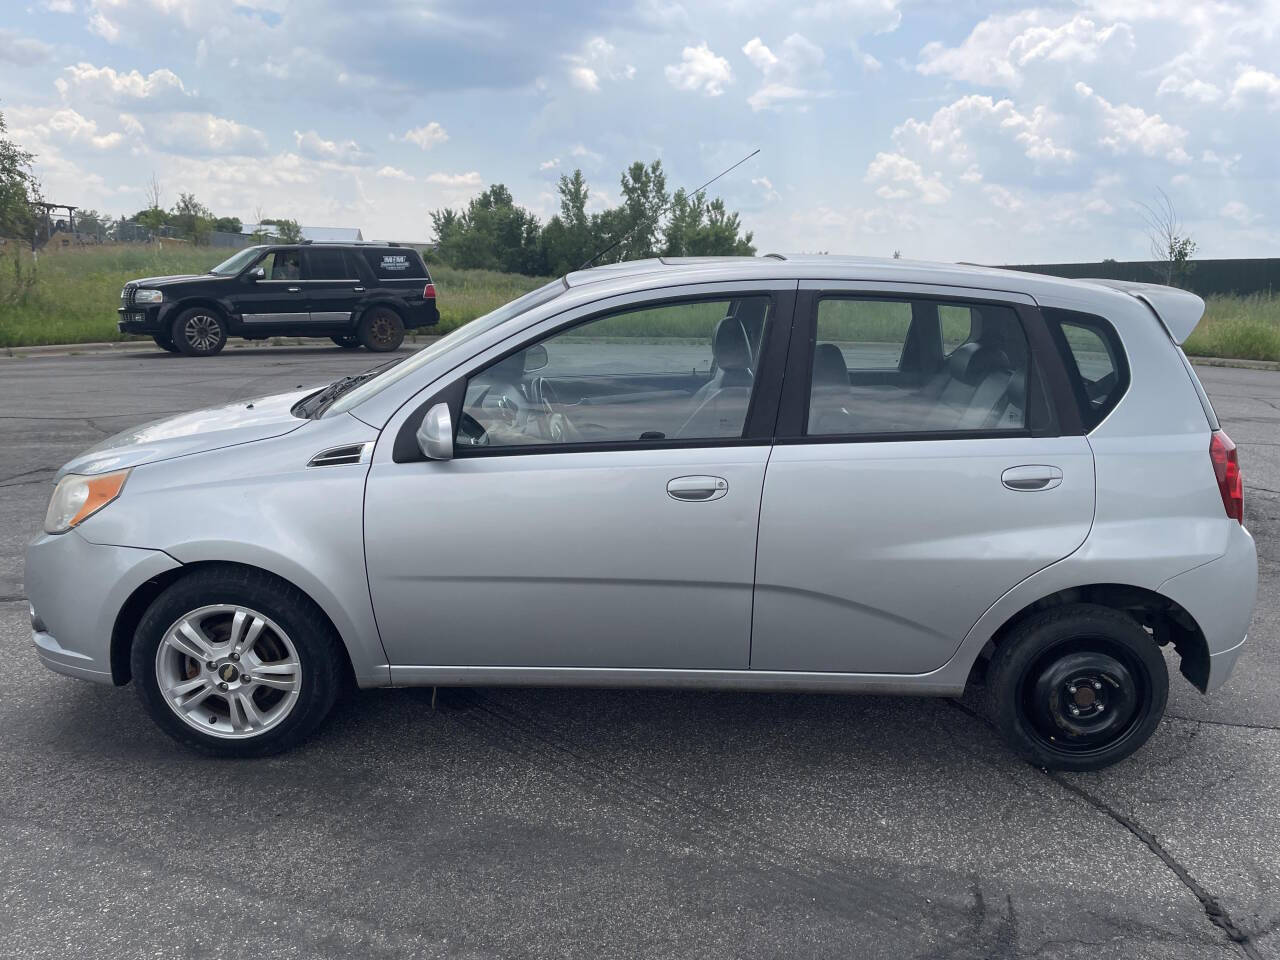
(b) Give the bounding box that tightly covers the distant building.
[240,224,365,243]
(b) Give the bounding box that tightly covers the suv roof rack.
[762,252,787,260]
[295,240,398,247]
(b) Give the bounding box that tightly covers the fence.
[1003,258,1280,297]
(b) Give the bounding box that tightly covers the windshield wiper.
[294,357,404,418]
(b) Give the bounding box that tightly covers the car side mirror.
[523,343,549,372]
[416,403,453,461]
[248,266,265,281]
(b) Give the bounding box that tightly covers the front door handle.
[287,286,301,292]
[353,286,365,292]
[1002,465,1063,491]
[667,475,728,502]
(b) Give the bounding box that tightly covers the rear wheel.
[153,332,180,353]
[131,567,345,757]
[987,604,1168,771]
[357,307,404,352]
[330,335,361,349]
[172,307,227,356]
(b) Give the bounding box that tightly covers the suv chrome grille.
[122,283,138,306]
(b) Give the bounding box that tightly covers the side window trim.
[391,284,800,463]
[775,287,1082,443]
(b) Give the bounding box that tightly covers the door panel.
[365,446,769,668]
[752,437,1094,675]
[238,250,308,325]
[303,249,364,325]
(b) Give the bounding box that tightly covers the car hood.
[57,389,314,479]
[129,274,232,287]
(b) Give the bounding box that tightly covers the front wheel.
[131,567,345,757]
[172,307,228,356]
[987,604,1168,771]
[153,333,180,353]
[356,307,405,352]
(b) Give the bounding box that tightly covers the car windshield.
[324,278,568,417]
[209,246,266,276]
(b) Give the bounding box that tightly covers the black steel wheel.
[987,603,1168,771]
[356,307,405,352]
[172,307,228,356]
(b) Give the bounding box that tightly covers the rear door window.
[303,249,358,280]
[363,249,428,280]
[1043,308,1129,430]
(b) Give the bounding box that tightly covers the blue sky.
[2,0,1278,262]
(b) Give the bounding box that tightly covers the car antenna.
[577,147,761,272]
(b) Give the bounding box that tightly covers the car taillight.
[423,283,436,299]
[1209,430,1243,523]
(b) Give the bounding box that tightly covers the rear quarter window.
[1043,307,1130,431]
[363,249,428,280]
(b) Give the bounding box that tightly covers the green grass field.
[2,245,1279,361]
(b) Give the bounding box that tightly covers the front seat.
[676,316,754,438]
[808,343,854,434]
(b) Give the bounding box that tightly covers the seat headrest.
[948,342,1010,385]
[712,316,752,371]
[812,343,849,387]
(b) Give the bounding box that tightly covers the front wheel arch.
[111,561,356,690]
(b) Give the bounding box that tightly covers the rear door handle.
[1001,465,1063,491]
[287,286,301,292]
[353,286,365,292]
[667,475,728,502]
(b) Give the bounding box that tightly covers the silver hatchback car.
[27,257,1257,769]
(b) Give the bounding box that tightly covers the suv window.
[258,250,300,281]
[304,248,358,280]
[1043,307,1129,430]
[459,296,772,449]
[807,297,1031,436]
[363,249,427,280]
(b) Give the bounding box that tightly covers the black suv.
[117,242,440,356]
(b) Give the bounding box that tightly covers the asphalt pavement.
[0,344,1277,960]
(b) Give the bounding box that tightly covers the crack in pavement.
[1165,714,1280,733]
[947,700,1263,959]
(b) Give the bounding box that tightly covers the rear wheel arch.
[111,561,357,690]
[981,582,1211,691]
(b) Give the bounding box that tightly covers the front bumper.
[26,530,182,685]
[117,303,169,334]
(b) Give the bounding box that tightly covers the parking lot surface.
[1,345,1277,959]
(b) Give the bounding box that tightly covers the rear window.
[363,249,428,280]
[304,248,360,280]
[1043,307,1129,430]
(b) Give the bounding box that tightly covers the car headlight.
[134,289,163,304]
[44,469,131,535]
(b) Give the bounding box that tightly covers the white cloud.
[11,107,125,151]
[742,33,827,111]
[118,113,145,135]
[55,63,195,110]
[795,0,902,32]
[0,29,54,66]
[153,113,269,156]
[565,36,635,92]
[570,143,604,163]
[664,43,732,97]
[1221,200,1260,224]
[865,152,951,204]
[1229,65,1280,109]
[1157,72,1222,102]
[396,122,448,150]
[293,129,371,165]
[425,171,483,187]
[1075,82,1190,162]
[540,157,561,170]
[752,176,781,201]
[894,95,1075,169]
[376,165,414,182]
[917,11,1134,88]
[569,66,599,91]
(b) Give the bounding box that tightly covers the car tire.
[131,565,345,757]
[172,307,228,357]
[153,333,180,353]
[987,603,1168,771]
[357,307,405,352]
[330,335,361,349]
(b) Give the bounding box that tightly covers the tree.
[144,172,163,214]
[213,215,242,233]
[430,185,545,275]
[258,217,303,243]
[662,189,755,257]
[0,108,39,242]
[171,192,213,244]
[540,169,594,275]
[615,160,668,261]
[1138,189,1197,287]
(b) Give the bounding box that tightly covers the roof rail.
[762,252,787,260]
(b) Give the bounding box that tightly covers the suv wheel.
[172,307,228,356]
[152,332,180,353]
[987,603,1168,771]
[131,567,345,757]
[357,307,405,352]
[330,335,361,349]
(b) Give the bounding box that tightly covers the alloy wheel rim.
[155,604,302,739]
[1019,639,1147,757]
[184,314,221,351]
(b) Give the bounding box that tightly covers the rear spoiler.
[1083,279,1205,344]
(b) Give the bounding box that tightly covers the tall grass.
[2,245,1280,361]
